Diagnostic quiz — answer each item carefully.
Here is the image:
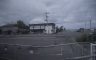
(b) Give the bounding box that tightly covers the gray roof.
[0,24,17,28]
[29,23,55,26]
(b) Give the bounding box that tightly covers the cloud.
[0,0,96,29]
[30,17,45,24]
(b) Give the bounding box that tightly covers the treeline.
[56,26,66,33]
[16,20,30,34]
[0,20,30,35]
[76,31,96,43]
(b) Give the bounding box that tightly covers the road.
[0,31,90,60]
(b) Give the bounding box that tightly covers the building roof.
[0,24,17,28]
[29,23,55,26]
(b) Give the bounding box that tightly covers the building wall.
[2,27,18,32]
[1,27,18,34]
[45,25,53,34]
[30,25,55,34]
[34,26,40,29]
[30,25,45,29]
[40,25,45,29]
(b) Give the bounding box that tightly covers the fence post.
[90,43,93,60]
[61,47,63,56]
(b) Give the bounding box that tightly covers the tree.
[17,20,26,29]
[59,26,64,32]
[55,26,64,33]
[56,26,59,33]
[76,34,88,42]
[63,28,66,31]
[0,29,2,34]
[17,20,26,28]
[76,32,96,43]
[16,20,30,34]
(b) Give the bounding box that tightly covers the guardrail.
[0,42,90,47]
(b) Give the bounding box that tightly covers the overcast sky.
[0,0,96,29]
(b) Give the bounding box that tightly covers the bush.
[0,29,2,34]
[77,34,88,42]
[76,32,96,43]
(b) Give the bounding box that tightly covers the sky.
[0,0,96,29]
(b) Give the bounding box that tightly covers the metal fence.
[0,42,92,60]
[90,43,96,60]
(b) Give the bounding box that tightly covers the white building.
[29,23,55,34]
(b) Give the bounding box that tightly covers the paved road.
[0,31,90,60]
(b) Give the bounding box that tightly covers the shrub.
[76,32,96,43]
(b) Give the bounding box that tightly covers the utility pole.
[45,12,49,34]
[90,19,92,30]
[45,12,49,23]
[89,16,92,31]
[85,22,87,29]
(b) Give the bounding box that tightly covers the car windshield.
[0,0,96,60]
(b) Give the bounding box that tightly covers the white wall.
[30,26,41,29]
[30,25,55,34]
[41,25,45,29]
[34,26,40,29]
[45,25,53,34]
[30,26,33,29]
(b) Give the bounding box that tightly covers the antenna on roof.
[45,11,50,34]
[45,12,49,23]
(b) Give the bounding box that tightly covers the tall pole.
[90,43,93,60]
[45,12,49,34]
[85,22,86,29]
[90,19,92,30]
[45,12,49,23]
[89,16,92,31]
[89,16,93,43]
